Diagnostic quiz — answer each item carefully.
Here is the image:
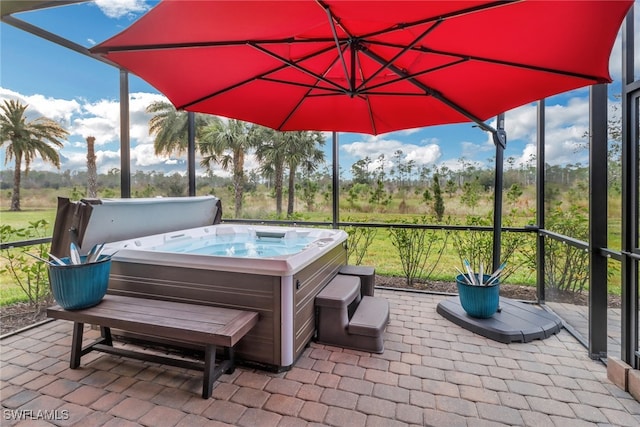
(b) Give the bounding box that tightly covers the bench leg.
[226,347,236,374]
[203,344,217,399]
[70,322,84,369]
[100,326,113,346]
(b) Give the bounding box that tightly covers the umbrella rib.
[423,47,609,83]
[322,3,353,93]
[250,42,349,94]
[178,42,344,110]
[359,58,468,94]
[371,41,608,83]
[352,51,378,135]
[276,85,316,131]
[91,37,339,54]
[276,46,353,130]
[318,0,380,135]
[355,0,516,41]
[366,93,377,135]
[357,19,443,92]
[178,62,290,110]
[259,76,344,94]
[359,45,494,133]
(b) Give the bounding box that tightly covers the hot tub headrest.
[51,196,222,257]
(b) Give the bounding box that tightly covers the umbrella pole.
[492,114,507,273]
[187,112,196,197]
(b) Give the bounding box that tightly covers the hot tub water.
[151,229,318,258]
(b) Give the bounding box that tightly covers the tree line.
[3,98,615,219]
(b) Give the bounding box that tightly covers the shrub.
[0,220,53,311]
[388,217,448,287]
[345,224,377,265]
[450,212,533,282]
[544,204,589,292]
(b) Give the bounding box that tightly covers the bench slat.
[94,294,248,324]
[48,295,258,347]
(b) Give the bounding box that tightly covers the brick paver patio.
[547,301,622,361]
[2,289,640,426]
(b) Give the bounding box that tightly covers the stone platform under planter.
[436,296,563,343]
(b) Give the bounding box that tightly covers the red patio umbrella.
[91,0,632,271]
[92,0,631,135]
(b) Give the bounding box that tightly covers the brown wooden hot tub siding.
[106,244,346,370]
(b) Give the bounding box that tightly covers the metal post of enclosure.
[621,5,638,367]
[536,100,546,303]
[589,84,609,360]
[119,70,131,198]
[492,114,506,273]
[332,132,339,229]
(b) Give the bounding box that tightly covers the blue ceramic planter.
[455,274,499,318]
[48,255,111,310]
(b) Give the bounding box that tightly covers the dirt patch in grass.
[1,303,48,336]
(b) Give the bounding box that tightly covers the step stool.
[338,265,376,297]
[315,274,389,353]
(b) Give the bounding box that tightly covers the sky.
[0,0,638,180]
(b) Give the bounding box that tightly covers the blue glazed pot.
[455,274,499,318]
[48,255,111,310]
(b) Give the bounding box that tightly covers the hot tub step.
[338,265,375,297]
[349,296,389,336]
[315,274,389,354]
[315,275,361,308]
[347,296,390,353]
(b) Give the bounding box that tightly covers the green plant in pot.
[455,260,505,318]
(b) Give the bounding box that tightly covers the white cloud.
[0,86,273,180]
[0,88,81,127]
[93,0,150,19]
[341,135,441,167]
[72,107,120,146]
[479,96,591,168]
[403,145,442,165]
[132,143,167,167]
[0,88,196,175]
[460,141,490,159]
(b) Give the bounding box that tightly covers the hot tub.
[103,224,348,370]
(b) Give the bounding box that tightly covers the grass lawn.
[1,209,56,305]
[0,193,622,305]
[1,209,57,229]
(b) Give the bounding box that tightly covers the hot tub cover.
[51,196,222,258]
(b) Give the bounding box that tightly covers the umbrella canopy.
[92,0,631,136]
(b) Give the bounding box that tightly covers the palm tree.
[283,131,326,216]
[254,128,286,216]
[199,120,260,217]
[0,100,68,211]
[146,101,217,156]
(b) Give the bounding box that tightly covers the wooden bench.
[47,295,258,398]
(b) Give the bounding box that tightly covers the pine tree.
[86,136,98,198]
[432,175,445,221]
